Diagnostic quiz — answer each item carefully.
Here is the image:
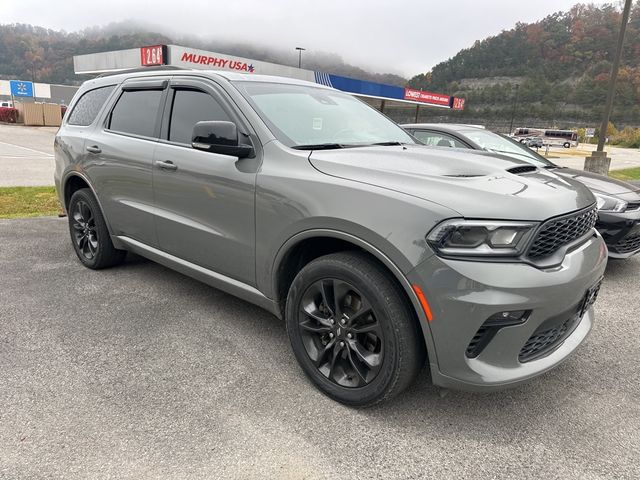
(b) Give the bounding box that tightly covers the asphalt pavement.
[1,216,639,479]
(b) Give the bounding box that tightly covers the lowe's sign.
[10,80,34,97]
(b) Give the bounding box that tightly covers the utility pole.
[508,84,519,134]
[295,47,306,69]
[585,0,632,174]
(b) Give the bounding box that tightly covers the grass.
[609,167,640,181]
[0,186,61,219]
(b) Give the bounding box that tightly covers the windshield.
[462,129,556,167]
[234,81,416,148]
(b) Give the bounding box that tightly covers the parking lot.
[0,124,56,187]
[1,216,639,479]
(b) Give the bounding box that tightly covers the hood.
[308,145,595,221]
[554,167,640,198]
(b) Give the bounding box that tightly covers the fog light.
[484,310,528,326]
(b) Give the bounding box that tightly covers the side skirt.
[114,235,281,319]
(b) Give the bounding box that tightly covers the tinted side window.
[168,89,231,144]
[67,86,115,126]
[109,90,163,138]
[412,130,468,148]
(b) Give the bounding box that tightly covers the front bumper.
[597,210,640,259]
[407,232,608,390]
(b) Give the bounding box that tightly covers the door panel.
[153,79,257,285]
[87,132,158,245]
[85,78,168,247]
[153,143,256,285]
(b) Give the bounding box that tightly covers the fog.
[3,0,609,76]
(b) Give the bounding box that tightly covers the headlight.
[427,219,537,257]
[594,193,626,212]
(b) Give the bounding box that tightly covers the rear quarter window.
[67,85,115,126]
[108,89,163,138]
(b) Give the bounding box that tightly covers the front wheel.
[68,188,126,269]
[563,142,571,148]
[285,252,424,407]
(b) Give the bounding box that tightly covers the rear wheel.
[68,188,126,269]
[285,251,424,407]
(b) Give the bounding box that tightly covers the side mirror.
[191,121,253,158]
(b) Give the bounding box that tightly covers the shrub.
[610,126,640,148]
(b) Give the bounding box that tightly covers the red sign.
[140,45,164,66]
[404,88,450,106]
[452,97,465,110]
[179,52,255,72]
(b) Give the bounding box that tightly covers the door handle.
[86,145,101,154]
[157,160,178,171]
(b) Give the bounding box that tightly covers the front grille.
[527,206,597,260]
[612,232,640,254]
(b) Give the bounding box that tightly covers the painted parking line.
[0,140,54,157]
[0,155,53,159]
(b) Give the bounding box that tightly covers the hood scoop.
[507,165,538,175]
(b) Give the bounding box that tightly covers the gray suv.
[55,69,607,406]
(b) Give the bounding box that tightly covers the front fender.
[268,227,439,370]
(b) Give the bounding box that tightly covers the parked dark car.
[403,123,640,259]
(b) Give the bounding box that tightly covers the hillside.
[0,22,407,87]
[408,2,640,129]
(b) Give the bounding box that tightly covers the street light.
[295,47,306,69]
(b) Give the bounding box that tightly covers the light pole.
[295,47,306,69]
[508,84,519,134]
[585,0,632,174]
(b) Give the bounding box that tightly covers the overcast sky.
[3,0,611,77]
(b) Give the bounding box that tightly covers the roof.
[82,67,331,91]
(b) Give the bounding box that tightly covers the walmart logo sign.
[10,80,34,97]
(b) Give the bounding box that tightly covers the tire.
[285,251,424,407]
[67,188,126,269]
[563,142,571,149]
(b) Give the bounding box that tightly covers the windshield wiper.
[368,141,405,146]
[292,143,347,150]
[292,141,408,150]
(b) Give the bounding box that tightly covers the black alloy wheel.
[67,188,126,269]
[71,199,99,260]
[286,251,424,407]
[298,278,384,388]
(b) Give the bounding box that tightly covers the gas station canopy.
[73,44,465,112]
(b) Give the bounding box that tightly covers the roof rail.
[96,66,189,78]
